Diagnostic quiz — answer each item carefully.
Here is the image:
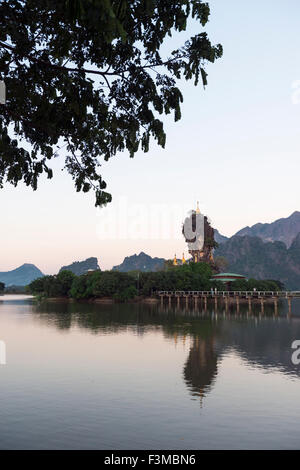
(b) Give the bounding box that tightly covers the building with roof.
[211,272,246,289]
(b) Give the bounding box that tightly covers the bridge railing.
[157,290,300,298]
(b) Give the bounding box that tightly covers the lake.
[0,294,300,450]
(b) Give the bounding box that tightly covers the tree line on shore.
[27,263,284,301]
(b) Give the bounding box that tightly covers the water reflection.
[29,298,300,406]
[1,295,300,449]
[183,335,218,404]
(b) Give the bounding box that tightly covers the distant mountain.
[113,252,166,272]
[234,211,300,248]
[59,257,100,275]
[214,229,229,245]
[215,234,300,290]
[0,264,44,286]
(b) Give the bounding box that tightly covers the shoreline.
[34,296,160,304]
[31,295,296,305]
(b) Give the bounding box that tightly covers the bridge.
[157,291,300,314]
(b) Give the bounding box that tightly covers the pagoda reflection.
[183,335,218,405]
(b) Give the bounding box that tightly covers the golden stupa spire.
[173,254,178,266]
[196,201,200,214]
[182,253,186,264]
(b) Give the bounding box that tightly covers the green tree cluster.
[27,264,285,301]
[29,270,138,301]
[0,281,5,294]
[140,262,214,295]
[70,270,138,300]
[228,278,285,292]
[28,270,75,297]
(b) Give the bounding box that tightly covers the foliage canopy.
[27,263,284,301]
[0,0,222,205]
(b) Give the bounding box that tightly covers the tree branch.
[0,40,187,78]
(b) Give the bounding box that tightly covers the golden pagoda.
[182,253,186,264]
[173,254,178,266]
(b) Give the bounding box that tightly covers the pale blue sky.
[1,0,300,273]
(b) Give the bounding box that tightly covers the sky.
[1,0,300,274]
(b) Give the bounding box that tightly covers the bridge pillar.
[288,297,292,315]
[235,296,240,313]
[273,297,278,315]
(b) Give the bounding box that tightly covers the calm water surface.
[0,294,300,449]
